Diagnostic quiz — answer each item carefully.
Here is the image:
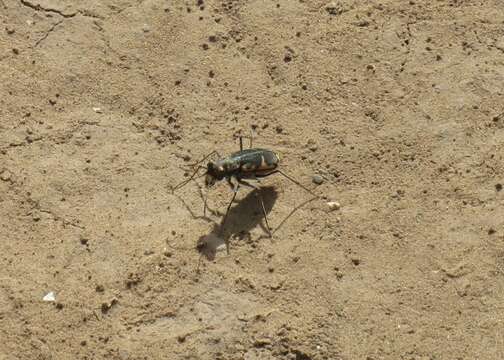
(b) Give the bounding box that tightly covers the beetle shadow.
[197,186,278,260]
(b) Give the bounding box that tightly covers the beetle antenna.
[171,165,206,192]
[171,150,219,192]
[183,150,219,170]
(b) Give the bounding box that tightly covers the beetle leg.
[227,176,239,193]
[197,184,209,217]
[236,178,258,190]
[237,178,272,238]
[236,132,253,150]
[221,176,239,254]
[270,170,319,198]
[251,174,261,183]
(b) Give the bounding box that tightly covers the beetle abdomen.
[230,148,279,174]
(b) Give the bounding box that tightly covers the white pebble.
[327,201,341,211]
[43,291,56,302]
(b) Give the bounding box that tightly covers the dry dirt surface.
[2,0,504,359]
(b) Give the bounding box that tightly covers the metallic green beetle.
[172,136,318,250]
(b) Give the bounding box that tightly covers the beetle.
[171,135,318,252]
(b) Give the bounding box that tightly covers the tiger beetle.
[171,135,319,253]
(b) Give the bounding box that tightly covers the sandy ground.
[1,0,504,359]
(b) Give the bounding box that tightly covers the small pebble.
[327,201,340,211]
[325,2,343,15]
[119,350,130,360]
[0,170,12,182]
[43,291,56,302]
[312,175,324,185]
[254,337,272,347]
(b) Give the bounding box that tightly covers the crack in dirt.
[20,0,77,17]
[28,197,85,230]
[34,19,63,47]
[20,0,102,20]
[19,0,106,48]
[112,0,145,16]
[38,208,85,230]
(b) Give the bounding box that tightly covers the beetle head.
[205,162,218,187]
